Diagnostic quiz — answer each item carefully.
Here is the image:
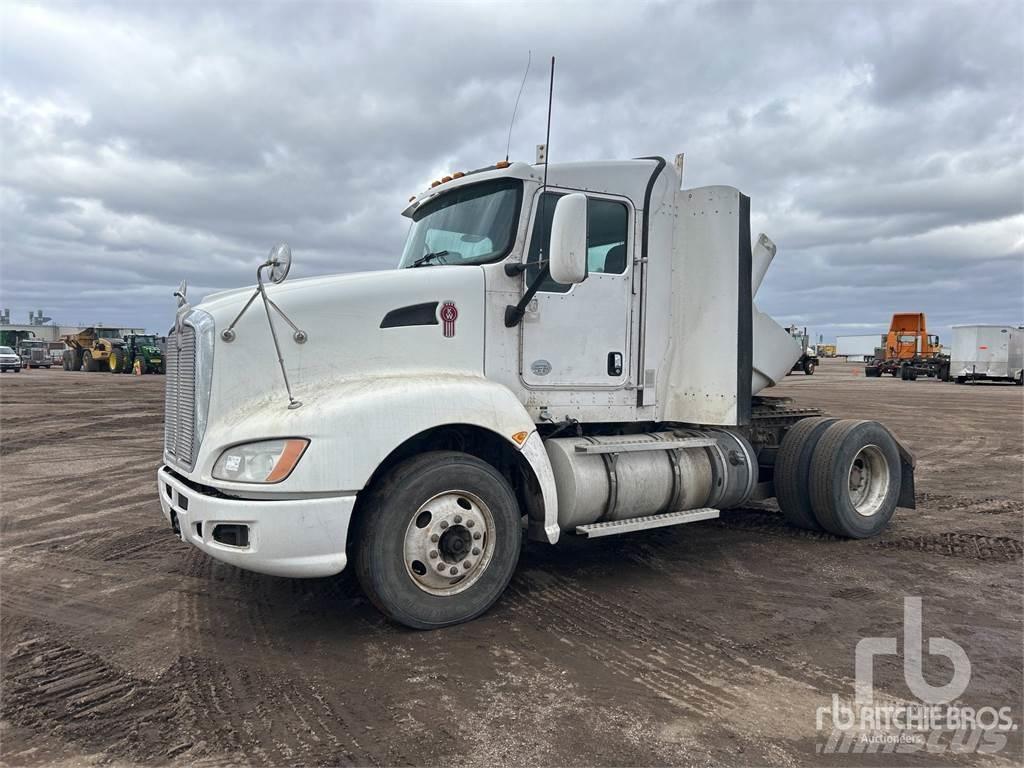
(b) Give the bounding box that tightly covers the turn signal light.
[495,160,510,169]
[511,431,529,446]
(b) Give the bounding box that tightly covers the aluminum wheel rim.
[847,445,889,517]
[403,490,495,596]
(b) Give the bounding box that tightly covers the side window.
[525,193,630,293]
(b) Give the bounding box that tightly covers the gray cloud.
[1,0,1021,344]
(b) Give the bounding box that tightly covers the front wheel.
[803,358,816,375]
[354,451,522,629]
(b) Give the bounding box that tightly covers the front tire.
[354,451,522,629]
[803,358,816,375]
[809,420,901,538]
[109,349,126,373]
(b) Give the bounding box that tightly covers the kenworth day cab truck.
[158,154,916,629]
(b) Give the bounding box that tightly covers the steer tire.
[354,450,522,629]
[775,417,836,531]
[803,358,816,375]
[809,420,901,539]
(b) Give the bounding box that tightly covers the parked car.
[0,345,23,372]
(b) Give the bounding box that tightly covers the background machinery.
[116,334,165,374]
[62,328,122,372]
[785,326,818,375]
[864,312,950,381]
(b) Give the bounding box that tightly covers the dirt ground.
[1,361,1021,766]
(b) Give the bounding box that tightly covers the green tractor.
[111,334,165,374]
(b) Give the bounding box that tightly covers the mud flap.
[894,438,916,509]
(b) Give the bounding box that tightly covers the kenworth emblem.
[440,301,458,338]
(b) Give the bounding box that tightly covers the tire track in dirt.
[508,568,819,723]
[874,532,1022,561]
[167,554,405,766]
[3,630,182,763]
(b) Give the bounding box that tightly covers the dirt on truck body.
[1,361,1021,766]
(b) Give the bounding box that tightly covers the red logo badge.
[440,301,458,337]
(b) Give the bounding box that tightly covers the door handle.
[607,352,623,377]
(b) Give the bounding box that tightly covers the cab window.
[525,193,630,293]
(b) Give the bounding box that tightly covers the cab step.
[575,508,720,538]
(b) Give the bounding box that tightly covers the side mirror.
[548,193,588,284]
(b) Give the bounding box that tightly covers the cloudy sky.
[1,0,1021,343]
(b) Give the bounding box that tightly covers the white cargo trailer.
[951,325,1024,384]
[836,334,882,362]
[157,154,916,628]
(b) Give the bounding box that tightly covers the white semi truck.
[157,155,916,628]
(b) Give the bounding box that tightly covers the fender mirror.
[548,193,588,284]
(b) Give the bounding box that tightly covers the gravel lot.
[2,360,1021,766]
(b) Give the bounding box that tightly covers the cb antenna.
[541,55,554,192]
[505,50,531,162]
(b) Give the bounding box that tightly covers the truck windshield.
[399,179,522,268]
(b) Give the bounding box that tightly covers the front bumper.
[157,465,354,578]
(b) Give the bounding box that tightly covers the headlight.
[212,439,309,483]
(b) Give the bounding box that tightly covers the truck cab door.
[519,191,634,388]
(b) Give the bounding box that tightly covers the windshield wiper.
[411,250,449,268]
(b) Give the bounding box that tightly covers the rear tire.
[775,417,836,530]
[809,420,901,538]
[71,349,84,371]
[354,450,522,629]
[82,350,97,372]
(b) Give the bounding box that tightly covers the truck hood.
[193,265,486,416]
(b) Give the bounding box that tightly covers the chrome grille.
[164,325,197,467]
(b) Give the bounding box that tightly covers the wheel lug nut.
[473,532,481,540]
[430,534,439,543]
[429,550,438,559]
[454,514,462,524]
[437,563,446,571]
[463,561,471,569]
[472,547,480,556]
[440,521,449,529]
[449,566,458,575]
[466,520,474,528]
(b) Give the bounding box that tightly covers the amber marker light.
[265,439,310,483]
[511,431,529,446]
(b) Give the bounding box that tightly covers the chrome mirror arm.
[219,258,307,410]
